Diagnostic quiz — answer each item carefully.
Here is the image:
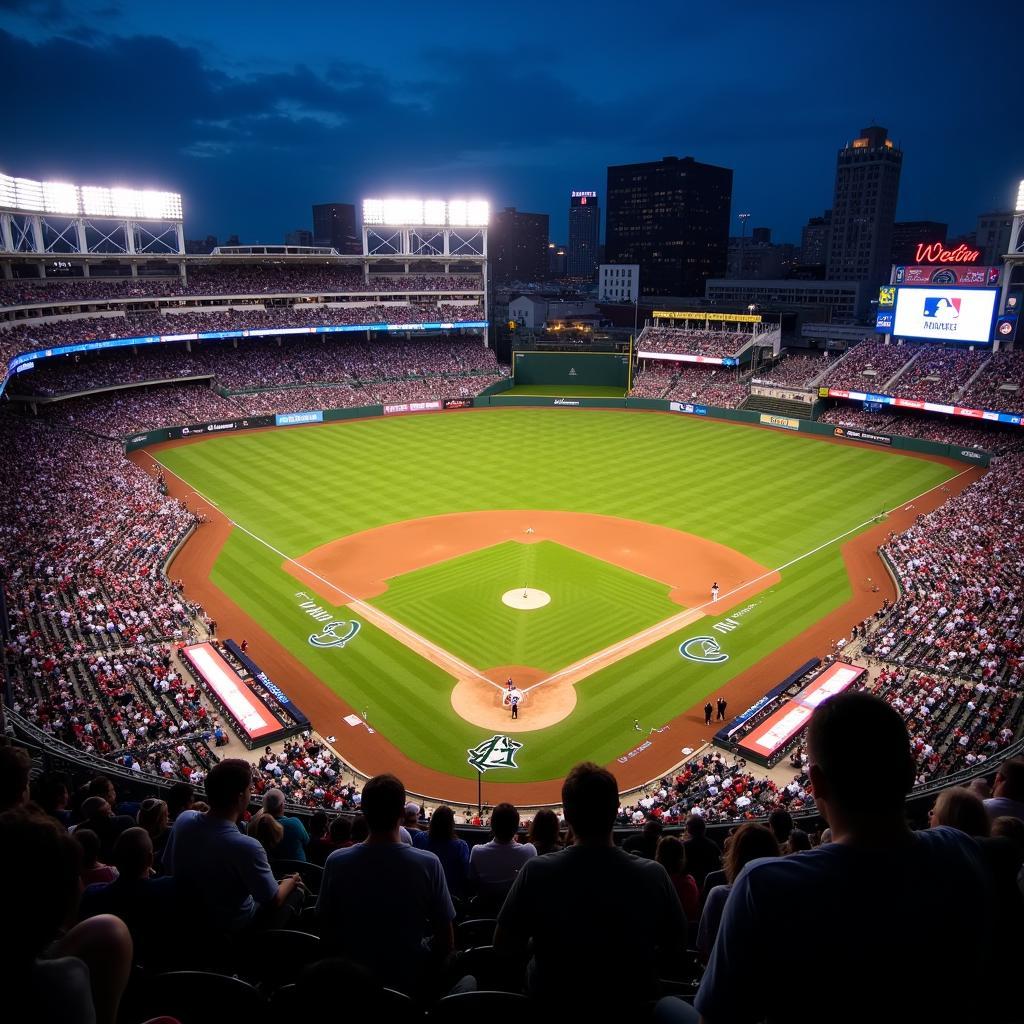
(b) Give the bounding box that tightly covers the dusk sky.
[2,0,1020,245]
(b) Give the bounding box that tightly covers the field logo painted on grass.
[467,735,523,772]
[308,620,361,649]
[679,636,730,664]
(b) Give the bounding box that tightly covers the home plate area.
[501,587,551,610]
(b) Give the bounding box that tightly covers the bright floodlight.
[14,177,44,212]
[42,181,78,215]
[362,198,384,225]
[81,186,113,217]
[467,200,489,226]
[423,199,446,225]
[1017,178,1024,214]
[448,199,468,226]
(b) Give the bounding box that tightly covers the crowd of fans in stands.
[0,268,483,306]
[628,366,677,399]
[751,352,829,387]
[819,339,915,391]
[819,405,1022,455]
[894,346,989,403]
[959,350,1024,414]
[638,327,749,359]
[662,366,748,407]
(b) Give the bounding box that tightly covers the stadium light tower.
[997,177,1024,349]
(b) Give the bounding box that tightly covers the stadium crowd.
[639,327,748,359]
[628,366,677,399]
[751,352,830,387]
[818,405,1022,455]
[891,346,989,404]
[663,366,747,407]
[819,340,916,391]
[0,268,483,305]
[958,350,1024,414]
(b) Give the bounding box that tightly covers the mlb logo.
[923,296,961,318]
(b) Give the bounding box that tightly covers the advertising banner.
[669,401,709,416]
[383,400,442,415]
[759,413,800,431]
[750,383,816,406]
[443,398,473,409]
[895,265,1000,287]
[832,426,892,446]
[275,410,323,426]
[875,310,895,333]
[637,350,738,366]
[653,310,762,323]
[823,388,1023,426]
[892,287,998,344]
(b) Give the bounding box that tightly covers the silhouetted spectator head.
[0,745,31,812]
[930,787,991,837]
[32,773,70,819]
[166,781,194,820]
[993,758,1024,802]
[309,810,328,840]
[724,823,780,883]
[528,808,561,849]
[361,774,405,834]
[329,816,352,844]
[428,805,456,842]
[768,809,794,845]
[403,802,422,828]
[0,808,82,970]
[655,835,688,875]
[490,802,520,842]
[685,813,707,839]
[113,827,154,880]
[252,813,284,855]
[263,788,285,818]
[81,796,112,822]
[74,828,103,869]
[806,692,914,822]
[643,818,664,840]
[787,828,811,853]
[561,762,619,843]
[990,816,1024,856]
[87,775,116,806]
[137,798,168,839]
[204,759,253,817]
[350,815,369,843]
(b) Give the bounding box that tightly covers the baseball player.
[511,695,519,720]
[711,582,720,602]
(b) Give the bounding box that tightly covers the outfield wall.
[123,394,990,466]
[512,350,630,389]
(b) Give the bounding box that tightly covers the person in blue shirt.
[258,788,310,862]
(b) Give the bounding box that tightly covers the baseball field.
[149,406,968,798]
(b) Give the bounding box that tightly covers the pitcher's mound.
[502,588,550,610]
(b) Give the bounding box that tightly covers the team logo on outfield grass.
[467,735,523,772]
[308,620,361,649]
[679,635,729,664]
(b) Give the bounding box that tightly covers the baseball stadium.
[2,171,1024,1021]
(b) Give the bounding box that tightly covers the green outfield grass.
[156,408,960,782]
[498,384,627,397]
[371,540,680,673]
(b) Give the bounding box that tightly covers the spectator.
[0,744,31,812]
[162,758,303,932]
[251,813,285,858]
[655,835,700,920]
[166,781,194,822]
[526,808,563,855]
[259,787,310,862]
[75,828,119,885]
[495,762,686,1015]
[75,796,132,864]
[786,827,812,853]
[681,813,721,889]
[622,817,663,859]
[984,758,1024,822]
[696,823,780,962]
[79,826,178,966]
[33,773,72,827]
[317,773,455,995]
[305,810,331,865]
[413,805,471,899]
[403,802,424,836]
[468,802,536,901]
[929,787,991,837]
[0,807,132,1024]
[683,691,994,1024]
[767,808,793,847]
[137,797,171,870]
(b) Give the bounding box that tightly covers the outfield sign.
[821,387,1024,426]
[467,735,523,771]
[653,310,763,323]
[637,350,739,367]
[276,410,323,426]
[383,400,442,415]
[832,426,892,446]
[669,401,708,416]
[750,383,816,407]
[758,413,800,431]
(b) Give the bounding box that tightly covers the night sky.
[2,0,1020,245]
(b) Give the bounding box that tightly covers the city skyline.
[1,0,1020,245]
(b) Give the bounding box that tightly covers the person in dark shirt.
[681,814,721,889]
[622,817,663,859]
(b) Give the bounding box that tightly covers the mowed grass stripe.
[158,409,960,780]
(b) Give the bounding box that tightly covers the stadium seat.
[272,858,324,894]
[430,990,530,1021]
[141,970,267,1024]
[234,929,321,989]
[455,917,498,949]
[449,945,521,993]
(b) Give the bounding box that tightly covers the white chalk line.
[149,455,505,692]
[153,453,977,699]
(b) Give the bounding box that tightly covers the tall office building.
[285,228,313,247]
[605,156,732,297]
[490,207,550,283]
[890,221,947,266]
[826,126,902,290]
[567,191,600,278]
[976,211,1013,265]
[312,202,360,253]
[799,210,831,269]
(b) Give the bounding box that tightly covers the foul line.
[523,464,979,694]
[148,454,506,692]
[151,452,976,699]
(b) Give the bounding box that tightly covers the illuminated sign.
[571,191,597,198]
[892,287,997,345]
[895,265,999,288]
[914,241,980,264]
[879,287,895,307]
[653,310,763,323]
